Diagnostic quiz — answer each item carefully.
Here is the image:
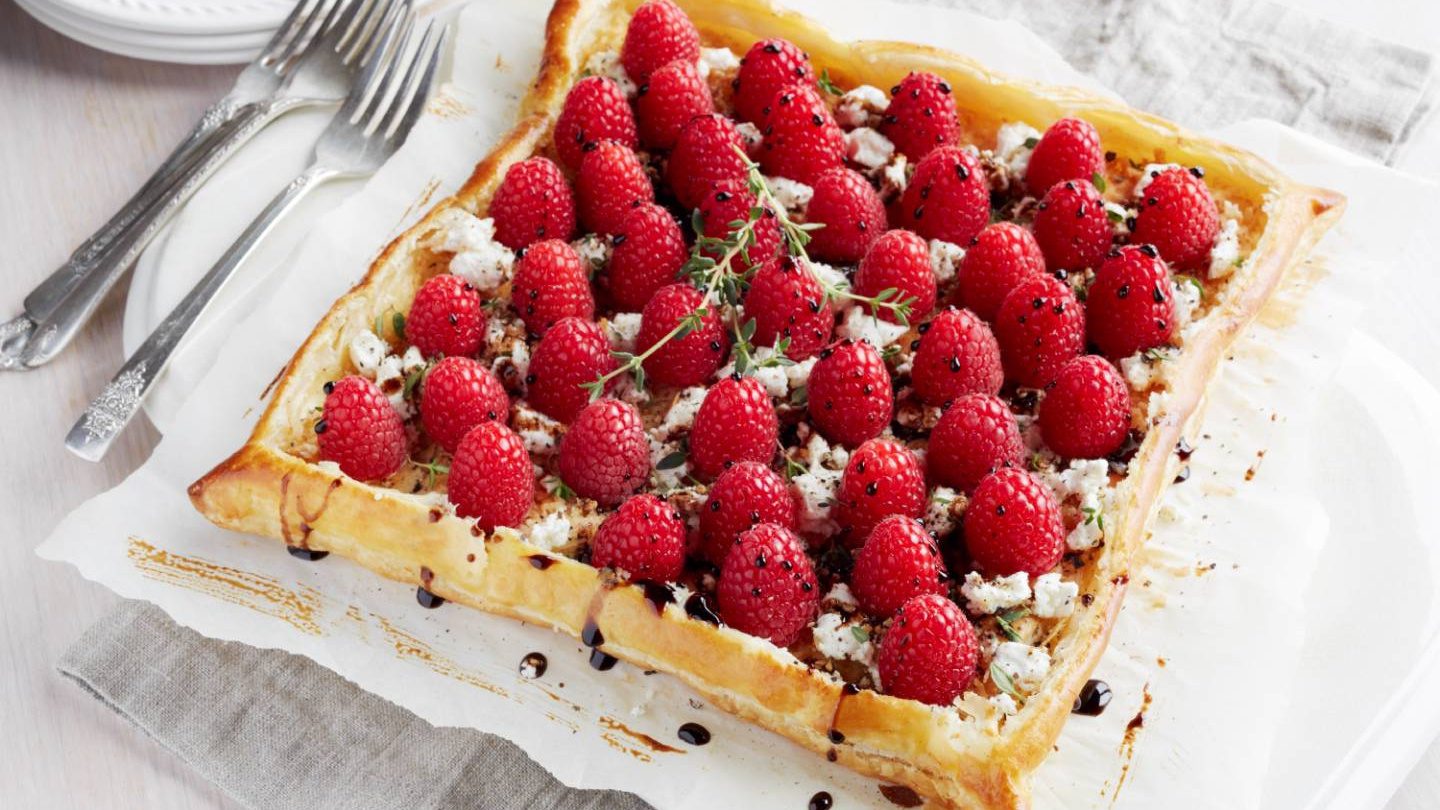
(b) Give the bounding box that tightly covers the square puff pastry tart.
[190,0,1344,806]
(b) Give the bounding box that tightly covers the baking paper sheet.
[40,1,1440,808]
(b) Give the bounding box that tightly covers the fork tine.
[260,0,325,63]
[339,8,411,122]
[379,23,446,141]
[274,0,336,64]
[354,14,415,128]
[345,0,408,66]
[319,0,367,50]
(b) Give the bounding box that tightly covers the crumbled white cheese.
[525,511,572,551]
[1032,573,1079,618]
[571,233,611,271]
[836,305,908,349]
[785,356,817,390]
[373,355,412,419]
[834,84,889,129]
[512,402,564,455]
[928,239,966,284]
[400,345,426,375]
[990,693,1020,717]
[1104,201,1134,236]
[993,641,1051,692]
[649,436,690,490]
[879,153,909,199]
[425,208,493,253]
[1041,459,1111,551]
[1134,163,1183,198]
[349,330,387,377]
[844,127,895,171]
[765,175,814,214]
[316,460,344,476]
[961,571,1031,615]
[1173,278,1202,330]
[806,259,850,293]
[992,121,1041,179]
[954,690,1005,733]
[583,49,636,98]
[424,209,515,293]
[449,249,512,295]
[508,340,531,379]
[716,347,789,398]
[696,46,740,82]
[1068,518,1102,552]
[812,612,876,667]
[735,121,763,151]
[1208,215,1242,278]
[612,373,651,406]
[604,312,643,354]
[656,386,707,438]
[1120,353,1157,390]
[824,582,859,611]
[923,486,960,537]
[1147,390,1171,424]
[792,432,849,536]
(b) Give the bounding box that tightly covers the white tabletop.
[1,0,1436,807]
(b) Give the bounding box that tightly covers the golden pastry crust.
[189,0,1345,806]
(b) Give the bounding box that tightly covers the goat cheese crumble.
[1032,573,1079,618]
[792,432,849,536]
[583,50,636,98]
[992,121,1041,179]
[525,511,573,551]
[837,305,908,349]
[961,571,1031,615]
[697,46,740,81]
[928,239,966,284]
[604,312,643,354]
[845,127,895,171]
[766,176,814,214]
[812,612,876,668]
[834,84,889,129]
[425,209,515,294]
[993,641,1052,692]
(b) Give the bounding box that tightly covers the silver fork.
[4,0,411,371]
[65,14,446,463]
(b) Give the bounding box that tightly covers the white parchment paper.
[42,1,1440,808]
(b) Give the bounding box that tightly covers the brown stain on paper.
[598,715,684,762]
[374,615,509,699]
[1109,683,1153,807]
[1256,257,1328,331]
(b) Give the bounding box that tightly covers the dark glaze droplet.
[1072,679,1113,716]
[879,785,924,808]
[286,546,329,561]
[1176,436,1195,461]
[684,593,722,625]
[589,649,618,671]
[528,554,556,570]
[581,618,605,648]
[641,581,676,614]
[1174,465,1191,484]
[677,722,711,746]
[520,652,548,679]
[809,791,834,810]
[416,586,445,609]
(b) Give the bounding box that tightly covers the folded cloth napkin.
[57,1,1434,808]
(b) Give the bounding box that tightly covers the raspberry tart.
[189,0,1343,806]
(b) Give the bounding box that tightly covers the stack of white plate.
[15,0,293,65]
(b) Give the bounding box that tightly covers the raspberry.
[406,274,486,358]
[1086,244,1177,358]
[447,420,535,530]
[510,239,594,336]
[636,59,713,149]
[954,222,1046,322]
[807,340,894,447]
[697,181,781,266]
[894,145,989,246]
[419,357,509,454]
[316,375,408,481]
[805,167,888,264]
[733,38,815,124]
[576,140,655,237]
[489,156,576,250]
[993,274,1086,388]
[964,468,1064,577]
[689,375,779,480]
[851,516,948,618]
[602,201,688,312]
[716,523,819,646]
[742,255,834,361]
[854,229,937,323]
[1038,355,1131,459]
[700,461,796,564]
[558,398,651,506]
[758,85,846,184]
[667,113,749,210]
[834,438,927,543]
[876,594,978,706]
[926,393,1022,491]
[553,76,638,171]
[1025,117,1103,197]
[525,317,617,424]
[880,72,959,161]
[1130,166,1220,272]
[1032,179,1111,273]
[620,0,700,83]
[591,493,687,581]
[910,307,1003,406]
[637,283,730,387]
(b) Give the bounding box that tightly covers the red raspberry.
[758,85,845,184]
[733,38,815,124]
[1039,355,1131,459]
[419,357,509,454]
[955,221,1046,322]
[689,375,779,480]
[851,516,948,618]
[576,140,655,237]
[1086,244,1177,358]
[697,181,781,265]
[805,167,888,264]
[964,468,1064,577]
[602,201,688,312]
[716,522,820,646]
[807,340,894,447]
[316,375,407,481]
[667,113,748,210]
[854,229,937,323]
[510,239,594,336]
[894,145,989,246]
[1032,179,1111,273]
[447,420,535,530]
[406,274,485,358]
[558,398,651,506]
[834,438,927,543]
[553,76,638,171]
[993,274,1086,388]
[926,393,1022,491]
[637,283,730,387]
[620,0,700,84]
[489,156,576,250]
[742,255,835,361]
[591,493,687,581]
[1025,117,1103,197]
[1130,166,1220,272]
[877,594,978,706]
[700,461,796,564]
[636,59,713,149]
[910,307,1003,406]
[880,72,959,161]
[526,317,617,424]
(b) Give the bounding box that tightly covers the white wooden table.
[1,0,1436,807]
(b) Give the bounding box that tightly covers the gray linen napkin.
[58,1,1435,808]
